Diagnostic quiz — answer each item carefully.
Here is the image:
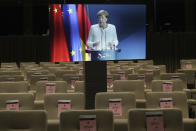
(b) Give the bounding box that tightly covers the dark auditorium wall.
[0,0,196,73]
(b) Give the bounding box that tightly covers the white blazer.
[87,24,118,50]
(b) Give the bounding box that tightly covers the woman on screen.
[87,10,119,51]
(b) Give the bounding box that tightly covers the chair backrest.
[62,74,84,90]
[26,70,50,81]
[0,93,34,110]
[30,74,56,90]
[0,75,24,82]
[44,93,85,120]
[0,71,21,75]
[137,60,154,65]
[0,110,47,131]
[178,69,195,85]
[95,92,136,119]
[145,92,188,118]
[0,68,19,71]
[0,81,29,93]
[55,70,78,80]
[113,80,145,99]
[1,63,18,68]
[60,110,114,131]
[160,73,187,88]
[180,59,196,69]
[128,108,183,131]
[128,74,153,89]
[107,74,120,81]
[137,69,160,80]
[35,81,67,100]
[151,80,184,92]
[75,81,85,93]
[48,67,69,73]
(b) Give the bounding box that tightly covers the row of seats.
[0,92,196,131]
[0,108,186,131]
[1,60,196,131]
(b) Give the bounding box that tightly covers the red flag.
[77,4,91,61]
[50,4,70,62]
[77,4,91,46]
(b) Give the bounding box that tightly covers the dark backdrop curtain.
[147,32,196,72]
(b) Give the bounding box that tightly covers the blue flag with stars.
[62,4,83,61]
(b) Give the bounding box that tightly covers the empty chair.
[20,62,38,67]
[62,74,84,92]
[48,67,69,74]
[160,73,187,87]
[0,110,47,131]
[128,108,184,131]
[151,79,192,100]
[137,69,160,80]
[0,75,24,82]
[75,81,85,93]
[113,80,145,108]
[26,70,50,81]
[0,93,34,110]
[178,69,196,88]
[0,67,19,71]
[23,67,45,80]
[180,59,196,69]
[96,92,136,131]
[29,74,56,91]
[0,71,21,75]
[150,80,184,92]
[106,75,121,92]
[34,81,68,110]
[128,74,153,90]
[137,60,154,65]
[41,63,62,68]
[0,81,29,93]
[1,63,18,68]
[55,70,78,80]
[145,64,167,73]
[146,92,196,131]
[45,93,85,131]
[109,69,134,80]
[60,110,114,131]
[118,60,133,64]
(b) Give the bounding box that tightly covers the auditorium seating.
[26,70,50,81]
[44,93,85,131]
[1,60,196,130]
[34,81,68,109]
[0,93,34,110]
[0,110,47,131]
[55,70,78,80]
[137,68,160,80]
[145,92,196,131]
[29,74,56,91]
[95,92,136,131]
[128,108,184,131]
[137,60,154,65]
[113,80,145,108]
[62,74,84,92]
[178,69,196,88]
[60,110,114,131]
[0,81,29,93]
[74,81,85,93]
[127,74,153,90]
[150,79,184,92]
[0,71,22,75]
[180,59,196,69]
[0,75,24,82]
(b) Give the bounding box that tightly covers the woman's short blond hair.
[97,10,109,19]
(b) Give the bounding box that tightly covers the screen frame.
[49,0,150,61]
